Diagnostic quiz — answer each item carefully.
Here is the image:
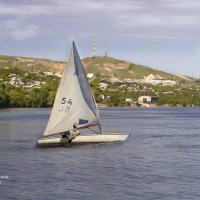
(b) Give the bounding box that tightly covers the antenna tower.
[104,43,108,57]
[92,35,96,58]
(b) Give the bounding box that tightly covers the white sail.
[43,42,102,136]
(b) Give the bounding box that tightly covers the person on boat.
[67,123,80,143]
[61,123,80,143]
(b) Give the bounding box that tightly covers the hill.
[0,55,65,75]
[83,56,186,81]
[0,55,192,81]
[1,55,200,108]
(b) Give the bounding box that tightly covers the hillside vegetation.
[0,55,65,74]
[1,54,199,108]
[0,55,191,81]
[83,56,181,80]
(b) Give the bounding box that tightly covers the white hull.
[37,133,129,147]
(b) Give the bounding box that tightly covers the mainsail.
[43,42,102,136]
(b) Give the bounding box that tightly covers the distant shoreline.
[0,105,199,109]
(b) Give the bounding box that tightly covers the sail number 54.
[61,98,72,105]
[59,98,72,113]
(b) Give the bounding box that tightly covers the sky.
[0,0,200,77]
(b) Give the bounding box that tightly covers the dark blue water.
[0,107,200,200]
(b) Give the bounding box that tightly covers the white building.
[125,98,132,102]
[87,73,94,79]
[44,71,54,76]
[99,83,108,90]
[9,77,24,86]
[119,84,127,88]
[24,81,46,89]
[8,73,17,77]
[138,96,158,104]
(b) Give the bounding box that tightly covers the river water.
[0,107,200,200]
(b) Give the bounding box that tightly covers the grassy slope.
[0,55,188,81]
[83,56,180,80]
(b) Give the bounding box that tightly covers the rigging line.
[78,122,98,130]
[87,127,101,134]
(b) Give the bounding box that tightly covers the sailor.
[61,123,80,143]
[67,123,80,143]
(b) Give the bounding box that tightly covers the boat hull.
[37,133,129,147]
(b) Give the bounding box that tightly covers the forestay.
[43,42,102,136]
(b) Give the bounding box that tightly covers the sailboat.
[37,42,129,146]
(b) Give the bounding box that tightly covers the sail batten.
[43,42,102,136]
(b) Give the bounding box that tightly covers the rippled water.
[1,107,200,200]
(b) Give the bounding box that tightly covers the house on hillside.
[125,98,132,102]
[8,73,17,78]
[9,76,24,86]
[138,96,158,104]
[119,84,127,88]
[44,71,54,76]
[99,83,108,90]
[87,73,94,79]
[23,81,46,89]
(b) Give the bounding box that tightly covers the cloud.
[1,0,200,28]
[1,0,200,42]
[0,1,53,16]
[115,13,200,28]
[4,19,39,40]
[162,0,200,9]
[1,1,200,76]
[0,0,142,19]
